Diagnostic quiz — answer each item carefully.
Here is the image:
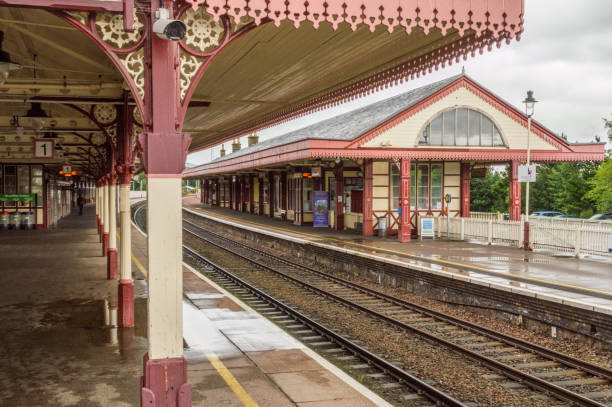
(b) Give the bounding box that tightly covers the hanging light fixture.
[0,31,21,85]
[22,102,49,130]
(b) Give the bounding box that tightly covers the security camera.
[153,8,186,41]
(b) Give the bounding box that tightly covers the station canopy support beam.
[399,158,411,243]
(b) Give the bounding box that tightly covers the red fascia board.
[184,140,313,177]
[0,0,123,11]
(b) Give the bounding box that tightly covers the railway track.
[183,245,467,407]
[182,218,612,407]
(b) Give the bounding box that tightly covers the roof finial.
[461,65,465,75]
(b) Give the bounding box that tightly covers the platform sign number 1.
[33,139,55,158]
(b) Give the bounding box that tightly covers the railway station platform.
[0,201,388,405]
[182,199,612,315]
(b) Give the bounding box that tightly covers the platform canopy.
[0,0,524,176]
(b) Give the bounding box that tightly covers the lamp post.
[523,90,537,250]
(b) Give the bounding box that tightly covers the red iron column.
[399,159,411,242]
[102,175,109,255]
[460,162,471,218]
[107,171,118,280]
[363,159,374,236]
[258,176,264,215]
[139,4,191,406]
[249,176,255,213]
[269,176,274,218]
[335,163,344,231]
[509,160,522,221]
[281,172,287,220]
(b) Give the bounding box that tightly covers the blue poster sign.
[313,190,329,227]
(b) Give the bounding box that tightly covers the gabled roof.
[208,74,462,163]
[184,74,606,178]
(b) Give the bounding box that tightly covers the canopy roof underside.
[0,1,524,171]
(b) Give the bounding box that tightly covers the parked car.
[553,214,577,218]
[531,211,565,217]
[589,213,612,221]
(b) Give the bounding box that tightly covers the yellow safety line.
[203,349,260,407]
[124,226,258,407]
[131,253,148,278]
[195,208,612,297]
[116,231,148,279]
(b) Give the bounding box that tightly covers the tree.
[586,158,612,213]
[470,167,508,213]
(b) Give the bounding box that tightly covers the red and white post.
[139,3,191,405]
[107,173,118,280]
[102,177,110,256]
[460,162,471,218]
[118,170,134,327]
[399,158,411,242]
[509,160,522,221]
[363,159,374,236]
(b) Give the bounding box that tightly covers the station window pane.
[419,125,430,145]
[481,116,494,146]
[410,163,416,210]
[429,115,442,145]
[493,127,504,146]
[442,110,455,145]
[417,164,429,210]
[455,108,468,145]
[430,164,443,210]
[390,163,399,210]
[468,110,481,145]
[18,165,29,194]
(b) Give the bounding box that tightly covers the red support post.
[335,163,344,231]
[399,159,411,242]
[269,176,274,218]
[229,178,234,209]
[241,176,246,212]
[249,176,254,213]
[460,162,471,218]
[363,159,374,236]
[102,176,109,254]
[281,172,287,220]
[107,172,118,281]
[258,176,264,215]
[138,3,191,405]
[509,160,522,221]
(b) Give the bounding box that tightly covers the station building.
[184,74,605,241]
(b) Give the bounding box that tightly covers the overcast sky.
[188,1,612,165]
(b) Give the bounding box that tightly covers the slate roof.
[210,74,462,163]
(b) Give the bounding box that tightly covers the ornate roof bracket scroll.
[176,6,262,125]
[65,103,119,155]
[56,9,147,123]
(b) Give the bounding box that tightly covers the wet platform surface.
[0,201,386,405]
[0,205,147,406]
[183,200,612,313]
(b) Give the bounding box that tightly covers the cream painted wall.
[372,160,389,216]
[363,86,555,150]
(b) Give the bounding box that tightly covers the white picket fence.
[435,215,612,257]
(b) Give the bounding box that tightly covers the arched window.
[419,108,505,147]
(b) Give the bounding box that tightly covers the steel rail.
[182,219,611,382]
[182,221,609,407]
[182,244,468,407]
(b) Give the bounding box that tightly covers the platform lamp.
[523,90,537,250]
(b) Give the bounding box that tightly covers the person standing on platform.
[77,195,85,216]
